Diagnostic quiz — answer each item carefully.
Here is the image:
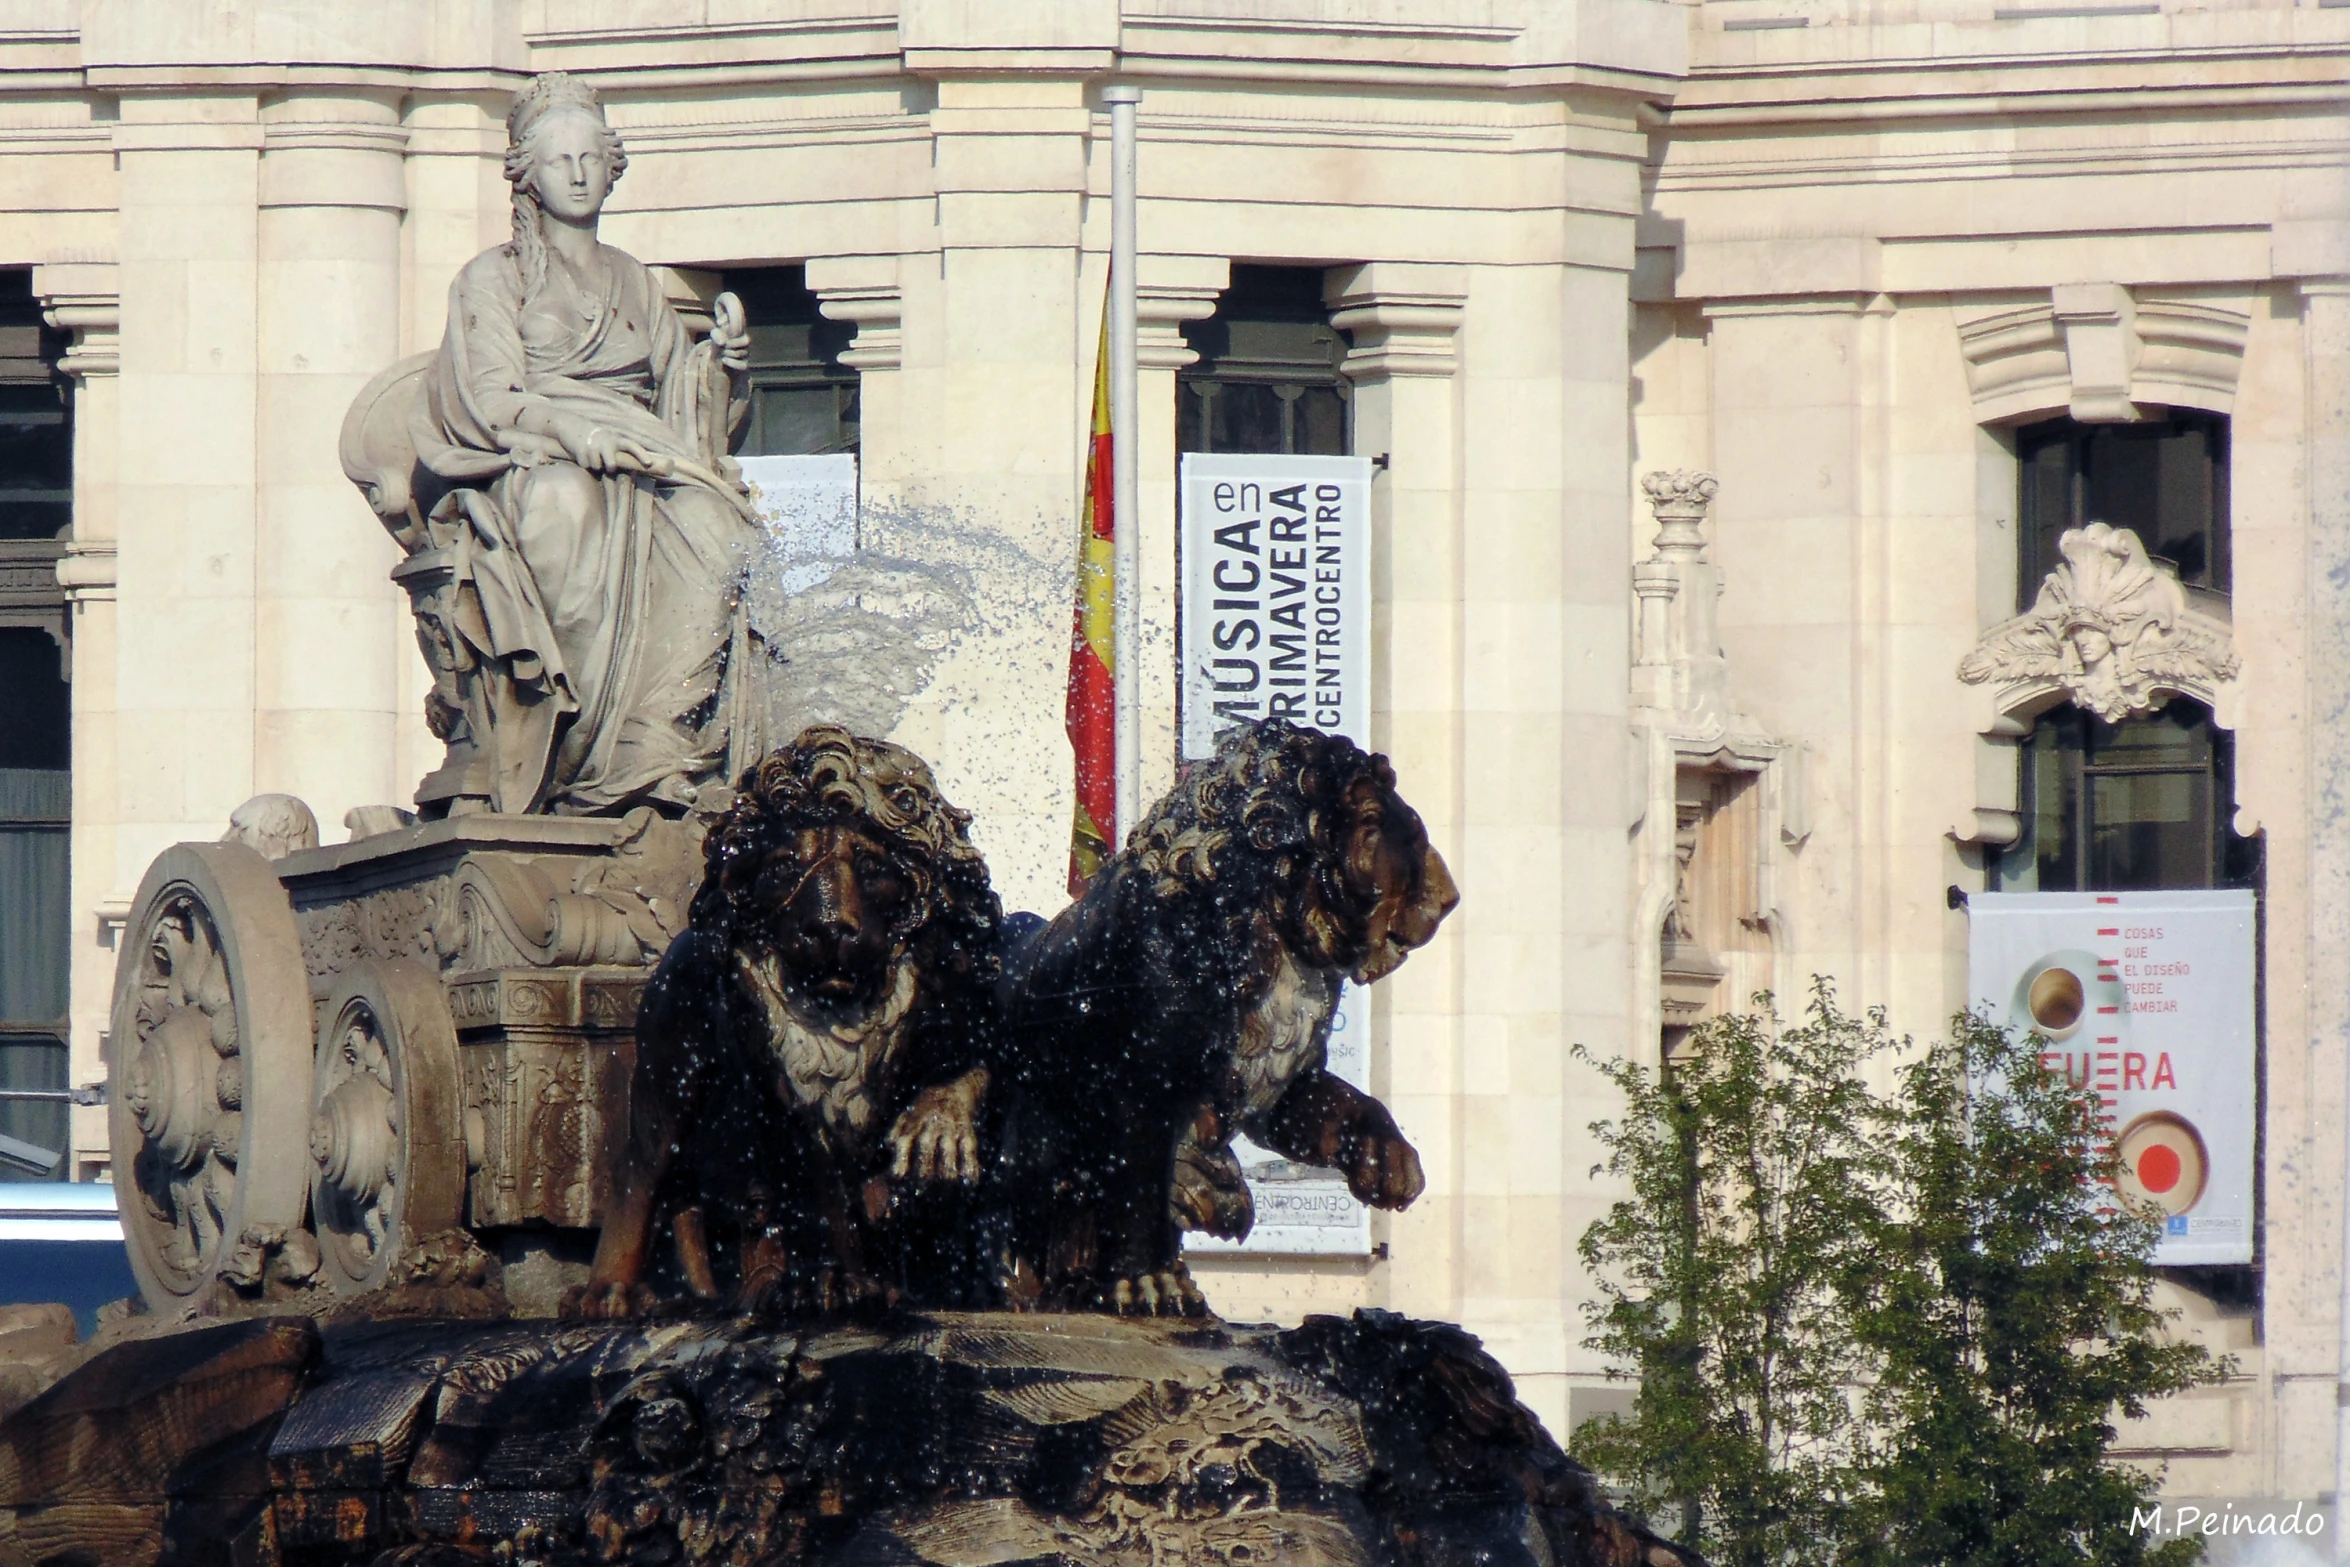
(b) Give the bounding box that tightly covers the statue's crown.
[508,72,607,143]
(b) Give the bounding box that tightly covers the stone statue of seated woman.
[341,72,766,817]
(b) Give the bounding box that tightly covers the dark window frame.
[1996,409,2251,895]
[0,1032,69,1183]
[0,267,74,1184]
[2011,698,2259,894]
[2015,407,2230,607]
[1176,265,1352,458]
[722,265,861,458]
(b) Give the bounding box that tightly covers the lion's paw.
[888,1068,988,1184]
[1348,1126,1426,1210]
[1111,1263,1208,1319]
[1171,1137,1255,1240]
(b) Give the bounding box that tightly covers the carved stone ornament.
[1958,521,2240,725]
[1629,470,1798,1048]
[0,1310,1703,1567]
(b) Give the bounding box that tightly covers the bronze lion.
[990,718,1458,1314]
[574,724,1003,1317]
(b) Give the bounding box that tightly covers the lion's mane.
[1128,718,1400,982]
[690,724,1002,989]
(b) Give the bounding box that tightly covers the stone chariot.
[107,69,770,1318]
[104,343,723,1317]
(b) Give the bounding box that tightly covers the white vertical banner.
[1179,452,1376,1256]
[1179,453,1372,760]
[1966,890,2256,1267]
[739,453,857,591]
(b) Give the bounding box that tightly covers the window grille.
[1177,266,1350,457]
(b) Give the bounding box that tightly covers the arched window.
[1991,407,2254,893]
[1177,265,1350,457]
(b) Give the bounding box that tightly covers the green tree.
[1846,1010,2219,1567]
[1573,989,2224,1567]
[1571,983,1889,1567]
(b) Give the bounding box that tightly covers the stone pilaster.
[1322,262,1469,1323]
[2299,273,2350,1521]
[1699,294,1882,1004]
[34,259,119,1178]
[110,89,263,878]
[1134,256,1226,803]
[892,73,1093,915]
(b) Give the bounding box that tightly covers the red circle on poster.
[2137,1144,2182,1195]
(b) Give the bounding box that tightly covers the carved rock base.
[0,1310,1695,1567]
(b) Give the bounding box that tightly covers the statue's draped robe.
[412,244,758,813]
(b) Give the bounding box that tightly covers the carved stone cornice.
[33,260,119,381]
[1323,262,1467,380]
[1137,256,1229,373]
[1958,521,2239,726]
[807,254,903,371]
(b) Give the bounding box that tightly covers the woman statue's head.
[503,73,628,288]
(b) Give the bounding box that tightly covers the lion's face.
[746,823,916,1014]
[1300,775,1458,984]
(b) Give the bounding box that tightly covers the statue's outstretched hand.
[888,1068,988,1184]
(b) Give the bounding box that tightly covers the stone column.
[1324,262,1468,1321]
[111,91,262,873]
[1134,256,1226,804]
[34,262,118,1177]
[253,90,408,832]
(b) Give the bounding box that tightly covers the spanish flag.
[1065,304,1117,893]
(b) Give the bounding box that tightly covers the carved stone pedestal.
[0,1311,1697,1567]
[109,813,701,1319]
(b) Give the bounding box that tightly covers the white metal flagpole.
[1104,83,1142,843]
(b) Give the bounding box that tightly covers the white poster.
[1179,453,1371,761]
[739,453,857,591]
[1966,890,2256,1266]
[1179,453,1376,1257]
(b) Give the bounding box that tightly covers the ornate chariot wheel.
[309,958,467,1295]
[109,843,317,1311]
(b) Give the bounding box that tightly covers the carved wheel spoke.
[310,958,465,1296]
[118,897,242,1290]
[109,843,315,1311]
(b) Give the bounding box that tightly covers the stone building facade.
[0,0,2340,1502]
